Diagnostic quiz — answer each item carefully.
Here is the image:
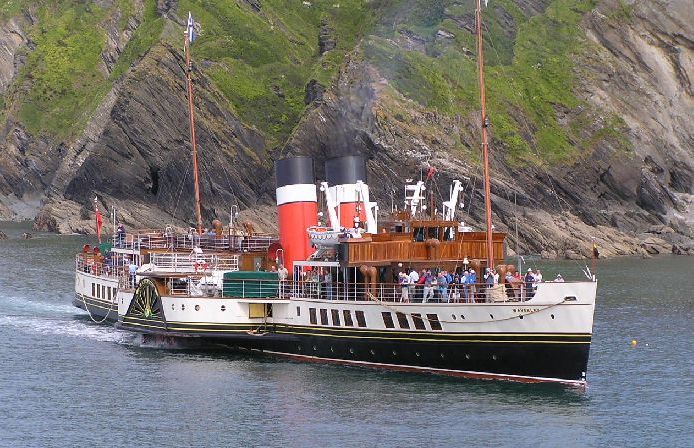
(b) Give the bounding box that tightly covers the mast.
[476,0,494,270]
[185,13,203,234]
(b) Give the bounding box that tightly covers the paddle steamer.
[73,3,597,385]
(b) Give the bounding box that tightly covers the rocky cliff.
[0,0,691,258]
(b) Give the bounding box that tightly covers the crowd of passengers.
[395,267,563,303]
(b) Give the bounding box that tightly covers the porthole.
[551,314,555,319]
[330,347,334,353]
[392,350,397,356]
[489,314,494,319]
[415,352,420,357]
[452,314,457,320]
[519,315,524,319]
[221,305,226,312]
[370,349,375,355]
[171,304,175,310]
[460,315,465,319]
[465,354,470,359]
[297,345,302,351]
[440,353,445,359]
[195,305,200,311]
[313,345,317,351]
[492,355,497,360]
[181,304,185,311]
[349,348,354,354]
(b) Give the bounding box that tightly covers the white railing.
[112,230,277,252]
[75,254,121,279]
[149,253,239,273]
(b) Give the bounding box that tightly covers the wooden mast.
[476,0,494,270]
[184,20,203,234]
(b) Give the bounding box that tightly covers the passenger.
[408,268,419,300]
[468,269,477,301]
[277,264,289,297]
[128,261,137,288]
[116,223,126,248]
[399,272,410,302]
[505,271,515,299]
[324,270,333,300]
[493,269,500,285]
[461,270,470,302]
[422,270,435,303]
[417,269,427,301]
[437,272,449,302]
[555,274,564,282]
[525,269,535,300]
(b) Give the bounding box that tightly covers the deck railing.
[111,230,277,252]
[149,253,239,273]
[75,254,123,279]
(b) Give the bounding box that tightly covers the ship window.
[355,310,367,327]
[411,313,426,330]
[309,308,317,325]
[320,308,329,325]
[427,227,440,239]
[96,284,100,299]
[102,285,106,300]
[92,283,96,297]
[413,227,425,242]
[443,227,455,241]
[427,314,442,331]
[296,306,301,316]
[343,310,354,326]
[396,312,410,329]
[107,287,112,301]
[382,312,395,328]
[331,309,341,326]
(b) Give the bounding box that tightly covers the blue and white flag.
[186,12,196,43]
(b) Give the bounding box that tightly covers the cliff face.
[0,0,692,258]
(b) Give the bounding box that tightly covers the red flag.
[426,165,438,181]
[95,207,103,243]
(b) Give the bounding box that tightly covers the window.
[309,308,317,325]
[320,308,329,325]
[331,309,341,326]
[427,227,440,239]
[107,287,112,301]
[343,310,354,327]
[296,306,301,316]
[91,283,95,297]
[355,310,367,328]
[382,312,395,329]
[396,312,410,329]
[411,313,426,330]
[427,314,442,331]
[413,228,425,242]
[96,284,100,299]
[102,285,106,300]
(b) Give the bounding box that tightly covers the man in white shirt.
[408,268,419,299]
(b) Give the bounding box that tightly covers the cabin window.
[102,285,106,300]
[413,228,425,242]
[427,314,443,331]
[443,227,455,241]
[296,306,301,316]
[92,283,96,297]
[320,308,329,326]
[343,310,354,327]
[396,312,410,329]
[96,284,100,299]
[355,310,367,327]
[427,227,440,239]
[107,287,112,301]
[331,309,341,326]
[309,308,317,325]
[382,312,395,329]
[411,313,426,330]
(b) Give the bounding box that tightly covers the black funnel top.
[275,157,315,188]
[325,155,367,185]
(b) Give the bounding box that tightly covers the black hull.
[73,294,118,323]
[118,318,590,385]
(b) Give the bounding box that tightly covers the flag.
[95,198,103,243]
[186,12,196,43]
[426,165,438,181]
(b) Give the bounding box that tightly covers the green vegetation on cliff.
[1,0,629,164]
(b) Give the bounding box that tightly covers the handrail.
[111,230,277,252]
[75,254,121,279]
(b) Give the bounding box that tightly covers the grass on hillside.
[178,0,379,144]
[364,0,628,164]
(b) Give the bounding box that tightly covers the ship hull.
[117,318,590,385]
[73,294,119,323]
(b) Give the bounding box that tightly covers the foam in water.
[0,314,133,345]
